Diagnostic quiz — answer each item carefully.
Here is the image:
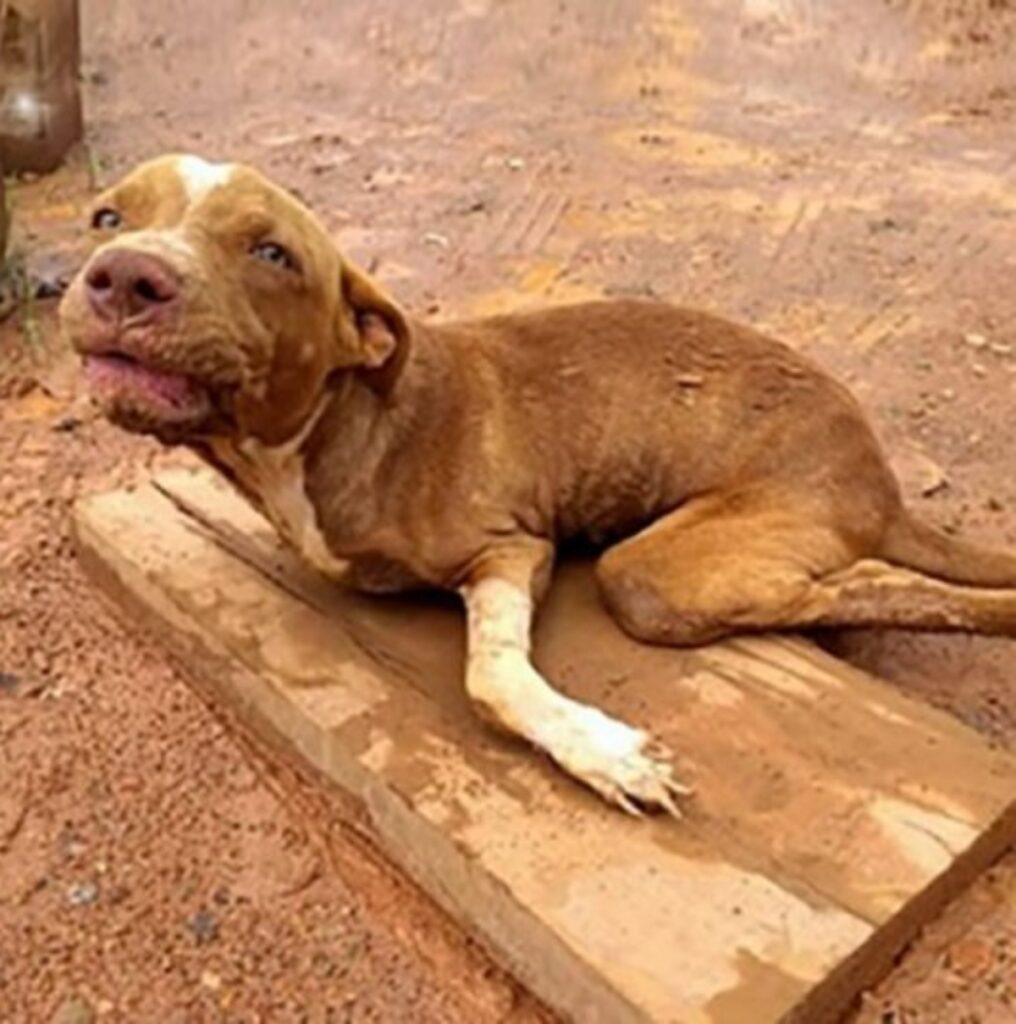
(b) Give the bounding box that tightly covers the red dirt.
[3,0,1016,1021]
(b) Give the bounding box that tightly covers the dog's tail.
[878,509,1016,588]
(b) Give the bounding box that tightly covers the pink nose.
[85,249,180,322]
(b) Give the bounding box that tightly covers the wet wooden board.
[73,469,1016,1024]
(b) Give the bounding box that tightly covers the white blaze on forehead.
[174,155,234,206]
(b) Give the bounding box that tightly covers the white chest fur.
[210,421,349,581]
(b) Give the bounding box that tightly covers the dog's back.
[429,300,897,545]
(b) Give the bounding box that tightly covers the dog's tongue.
[84,353,202,409]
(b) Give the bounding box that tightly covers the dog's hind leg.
[597,496,1016,644]
[787,558,1016,635]
[460,537,690,815]
[596,492,858,645]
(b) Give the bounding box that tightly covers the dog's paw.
[540,705,691,817]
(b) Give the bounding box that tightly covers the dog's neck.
[195,317,449,553]
[302,317,448,534]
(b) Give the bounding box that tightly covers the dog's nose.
[84,249,180,322]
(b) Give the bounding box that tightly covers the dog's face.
[60,154,407,445]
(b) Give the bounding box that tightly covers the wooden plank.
[72,469,1016,1024]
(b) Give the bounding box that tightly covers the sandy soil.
[3,0,1016,1020]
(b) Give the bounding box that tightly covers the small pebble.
[972,363,987,377]
[947,935,995,980]
[200,970,222,991]
[964,332,988,349]
[505,156,525,171]
[187,908,219,945]
[67,882,98,907]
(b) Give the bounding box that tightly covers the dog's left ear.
[335,261,411,393]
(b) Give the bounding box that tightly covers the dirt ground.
[3,0,1016,1020]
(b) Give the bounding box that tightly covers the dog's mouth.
[83,350,216,438]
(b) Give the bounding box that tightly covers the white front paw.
[538,705,691,817]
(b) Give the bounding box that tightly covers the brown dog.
[60,155,1016,815]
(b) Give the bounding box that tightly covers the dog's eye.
[91,208,122,231]
[250,241,297,271]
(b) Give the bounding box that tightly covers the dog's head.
[60,154,408,445]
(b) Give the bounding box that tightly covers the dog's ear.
[335,261,410,393]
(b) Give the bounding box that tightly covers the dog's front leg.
[460,545,690,816]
